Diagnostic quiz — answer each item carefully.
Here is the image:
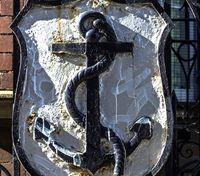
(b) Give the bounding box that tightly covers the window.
[171,0,199,103]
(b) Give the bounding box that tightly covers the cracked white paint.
[16,1,170,175]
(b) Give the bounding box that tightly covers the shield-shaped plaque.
[11,0,173,175]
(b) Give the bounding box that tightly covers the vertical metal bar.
[13,0,20,91]
[164,0,172,92]
[172,91,179,176]
[86,63,101,152]
[185,2,190,119]
[197,0,200,164]
[164,1,174,176]
[13,150,20,176]
[165,92,178,176]
[13,0,21,176]
[85,44,101,171]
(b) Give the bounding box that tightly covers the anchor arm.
[125,116,153,156]
[33,117,82,164]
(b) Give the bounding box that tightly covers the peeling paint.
[26,112,37,133]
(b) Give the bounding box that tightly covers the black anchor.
[33,11,153,175]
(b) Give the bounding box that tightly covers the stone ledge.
[0,90,13,99]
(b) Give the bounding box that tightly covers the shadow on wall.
[0,119,12,159]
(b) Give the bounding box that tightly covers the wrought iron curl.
[0,164,12,176]
[177,140,200,159]
[168,0,200,175]
[171,0,200,120]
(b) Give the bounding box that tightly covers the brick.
[21,165,31,176]
[0,54,12,71]
[0,72,13,89]
[0,148,12,162]
[0,0,13,15]
[0,16,12,34]
[0,35,13,52]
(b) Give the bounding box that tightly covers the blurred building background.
[0,0,199,175]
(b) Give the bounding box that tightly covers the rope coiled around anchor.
[65,11,126,175]
[109,129,126,176]
[65,12,117,128]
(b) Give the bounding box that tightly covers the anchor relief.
[33,11,152,175]
[11,1,173,176]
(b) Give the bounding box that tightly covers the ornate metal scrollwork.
[169,0,200,175]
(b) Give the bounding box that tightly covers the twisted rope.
[109,129,126,176]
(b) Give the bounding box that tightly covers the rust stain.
[69,6,80,19]
[26,112,37,133]
[55,5,64,42]
[26,112,37,125]
[91,0,111,8]
[53,6,80,43]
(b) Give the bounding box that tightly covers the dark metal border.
[11,0,173,175]
[11,0,41,175]
[152,13,174,176]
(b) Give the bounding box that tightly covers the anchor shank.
[83,43,102,169]
[50,15,134,172]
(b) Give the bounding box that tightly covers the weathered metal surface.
[51,42,133,54]
[11,0,173,175]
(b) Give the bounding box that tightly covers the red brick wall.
[0,0,26,90]
[0,0,14,90]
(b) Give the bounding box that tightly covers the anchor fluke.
[130,116,153,141]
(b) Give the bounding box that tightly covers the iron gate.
[165,0,200,176]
